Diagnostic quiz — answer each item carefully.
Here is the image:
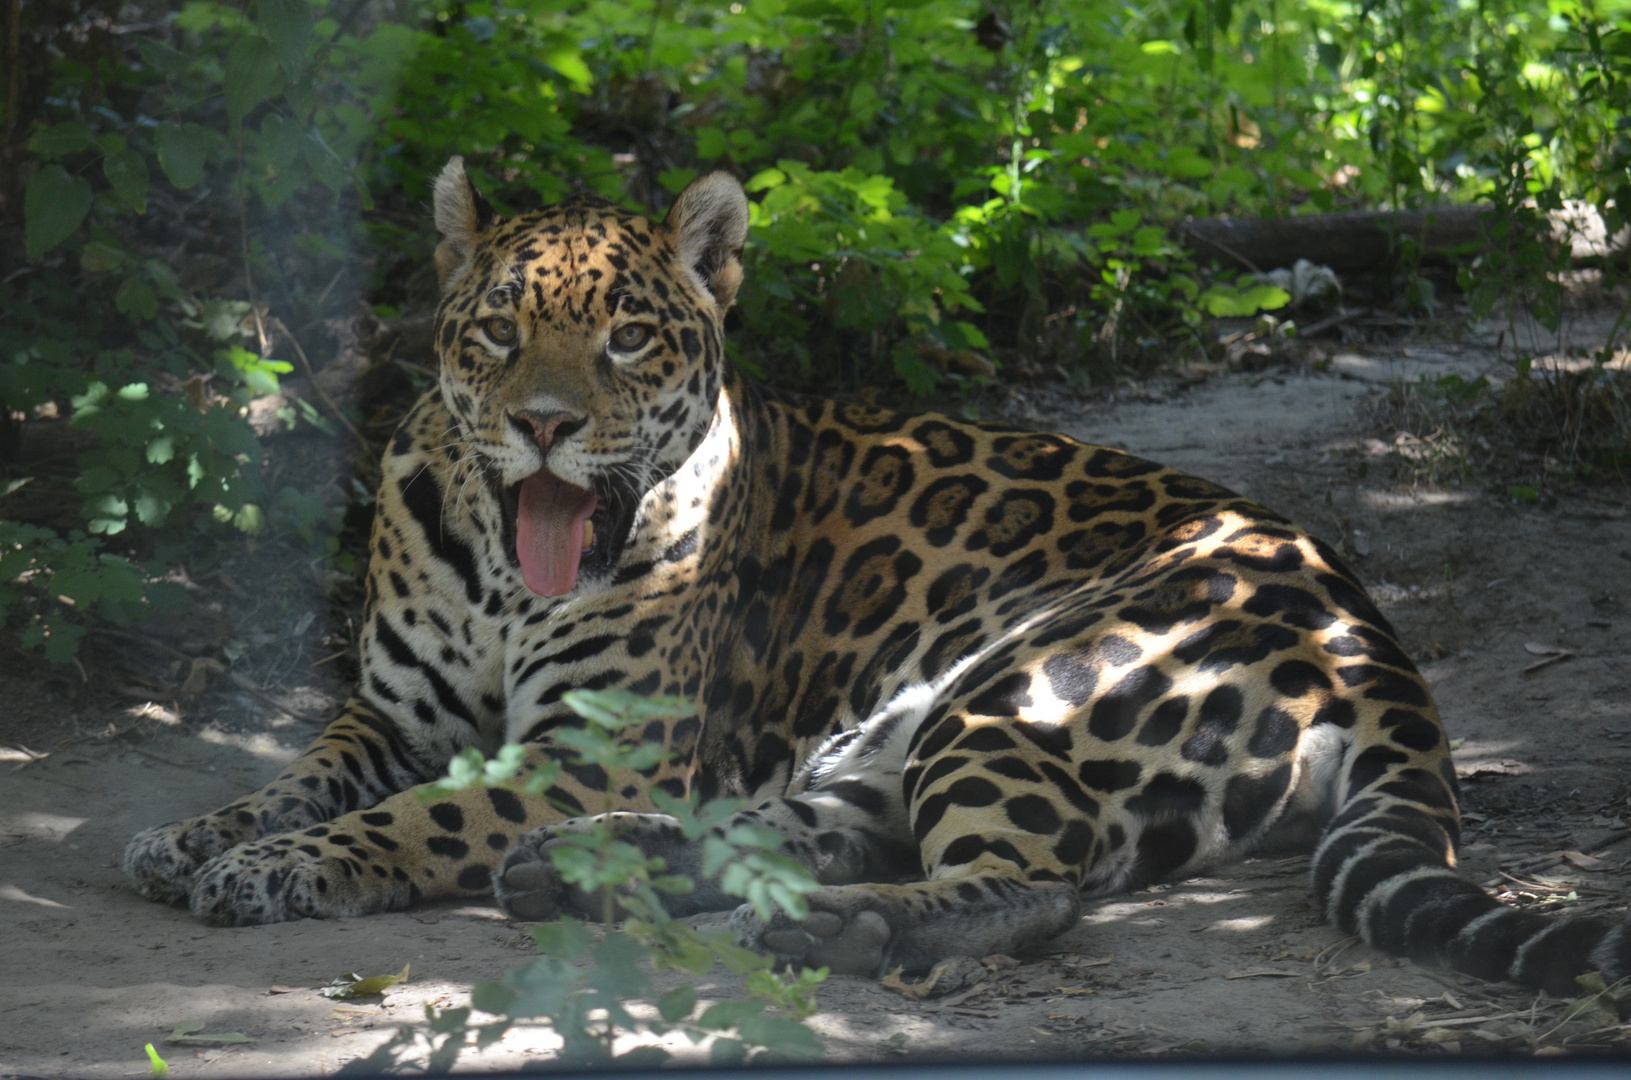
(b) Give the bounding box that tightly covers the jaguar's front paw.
[732,887,896,977]
[124,812,255,906]
[188,839,409,926]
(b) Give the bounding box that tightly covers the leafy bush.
[343,690,827,1073]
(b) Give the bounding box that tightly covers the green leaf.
[1201,283,1290,317]
[29,121,95,158]
[244,366,279,395]
[616,1045,671,1068]
[224,38,283,126]
[233,504,266,534]
[697,999,764,1031]
[502,956,578,1019]
[259,0,313,76]
[138,37,191,79]
[744,167,787,193]
[24,165,93,259]
[1508,484,1540,503]
[80,240,125,273]
[116,276,159,321]
[197,298,252,342]
[469,979,516,1016]
[543,47,592,92]
[144,1043,169,1077]
[588,931,653,997]
[529,918,593,959]
[318,963,410,999]
[301,130,346,193]
[891,349,939,396]
[658,167,699,195]
[146,435,176,465]
[696,127,729,160]
[656,985,697,1023]
[165,1019,255,1045]
[154,123,208,189]
[133,493,173,527]
[481,742,527,784]
[737,1015,823,1058]
[103,150,150,214]
[709,1037,747,1065]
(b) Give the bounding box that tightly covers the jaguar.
[125,158,1629,992]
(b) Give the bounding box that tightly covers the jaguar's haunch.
[124,160,1629,990]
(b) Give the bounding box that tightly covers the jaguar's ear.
[666,172,749,311]
[433,156,495,290]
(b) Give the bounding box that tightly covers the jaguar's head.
[429,157,749,597]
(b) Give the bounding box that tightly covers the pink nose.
[512,410,583,449]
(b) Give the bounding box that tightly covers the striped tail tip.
[1317,824,1631,995]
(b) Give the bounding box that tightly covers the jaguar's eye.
[610,324,653,352]
[483,317,517,344]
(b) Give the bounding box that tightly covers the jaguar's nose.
[510,410,585,449]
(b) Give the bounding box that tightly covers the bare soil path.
[4,330,1630,1076]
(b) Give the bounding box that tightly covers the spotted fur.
[125,161,1631,992]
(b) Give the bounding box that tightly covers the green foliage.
[3,0,381,659]
[11,0,1631,658]
[0,521,184,663]
[354,690,826,1072]
[739,162,986,386]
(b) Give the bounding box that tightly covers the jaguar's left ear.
[432,156,496,291]
[666,172,749,310]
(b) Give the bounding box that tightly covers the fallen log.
[1177,201,1626,274]
[1177,206,1493,274]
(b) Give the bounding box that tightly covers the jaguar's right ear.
[433,156,496,291]
[666,171,750,311]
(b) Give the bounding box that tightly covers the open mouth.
[502,468,638,597]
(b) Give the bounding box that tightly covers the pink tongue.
[516,470,598,597]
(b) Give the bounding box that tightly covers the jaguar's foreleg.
[124,701,433,905]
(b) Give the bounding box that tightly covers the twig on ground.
[1298,307,1373,338]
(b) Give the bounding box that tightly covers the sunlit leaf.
[319,963,410,999]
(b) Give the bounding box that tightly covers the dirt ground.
[4,311,1631,1076]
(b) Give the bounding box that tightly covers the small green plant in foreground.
[342,690,826,1073]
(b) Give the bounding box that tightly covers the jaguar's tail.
[1314,778,1630,994]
